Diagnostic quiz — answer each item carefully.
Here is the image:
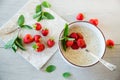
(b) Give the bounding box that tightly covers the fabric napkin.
[0,0,67,70]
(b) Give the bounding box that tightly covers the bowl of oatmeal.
[59,21,106,67]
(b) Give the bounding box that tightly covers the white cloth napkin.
[0,0,67,70]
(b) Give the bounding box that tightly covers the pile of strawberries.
[66,32,86,50]
[23,23,55,52]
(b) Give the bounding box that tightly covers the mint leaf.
[4,35,17,49]
[67,38,75,41]
[45,65,56,73]
[37,15,43,22]
[12,43,18,52]
[62,39,67,51]
[41,1,51,8]
[33,12,41,19]
[17,15,25,26]
[22,25,32,29]
[43,12,54,19]
[61,23,69,51]
[36,5,42,13]
[63,72,71,78]
[63,23,69,37]
[15,37,26,51]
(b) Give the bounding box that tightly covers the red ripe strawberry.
[33,35,41,43]
[33,43,45,52]
[66,40,74,47]
[69,32,78,40]
[47,38,55,48]
[106,39,114,48]
[77,39,86,48]
[33,23,42,31]
[23,34,33,44]
[89,18,98,26]
[76,13,84,20]
[77,32,83,39]
[71,42,79,49]
[41,28,49,36]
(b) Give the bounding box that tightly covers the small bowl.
[59,21,106,67]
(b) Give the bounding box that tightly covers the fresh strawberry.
[89,18,98,26]
[71,42,79,49]
[41,28,49,36]
[47,38,55,48]
[23,34,33,44]
[106,39,114,48]
[77,32,83,39]
[33,35,41,43]
[66,40,74,47]
[32,43,45,52]
[76,13,84,20]
[33,23,42,31]
[77,39,86,48]
[69,32,78,40]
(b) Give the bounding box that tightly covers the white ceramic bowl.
[59,21,106,67]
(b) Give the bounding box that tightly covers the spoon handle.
[85,49,117,71]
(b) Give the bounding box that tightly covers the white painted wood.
[0,0,120,80]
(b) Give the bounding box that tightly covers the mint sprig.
[33,1,54,22]
[17,15,32,29]
[4,36,26,52]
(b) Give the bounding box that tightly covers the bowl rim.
[58,21,106,67]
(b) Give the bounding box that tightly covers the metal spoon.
[85,49,117,71]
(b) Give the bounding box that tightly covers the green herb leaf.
[67,38,75,41]
[33,12,41,19]
[37,15,43,22]
[63,72,71,78]
[4,35,17,49]
[21,25,32,29]
[63,23,69,37]
[15,37,26,51]
[41,1,51,8]
[17,15,25,26]
[62,39,67,51]
[36,4,42,13]
[61,23,69,51]
[43,12,54,19]
[12,43,18,52]
[45,65,56,73]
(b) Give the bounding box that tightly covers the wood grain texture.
[0,0,120,80]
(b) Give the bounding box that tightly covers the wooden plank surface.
[0,0,120,80]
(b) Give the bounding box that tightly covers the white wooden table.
[0,0,120,80]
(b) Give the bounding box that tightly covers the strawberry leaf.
[36,4,42,13]
[17,15,25,27]
[41,1,51,8]
[45,65,56,73]
[32,44,38,49]
[63,72,71,78]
